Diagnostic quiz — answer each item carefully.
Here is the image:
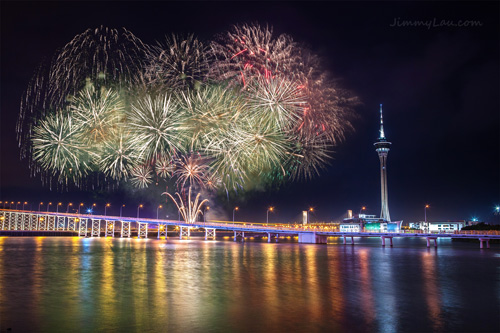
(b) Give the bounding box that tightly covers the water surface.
[0,236,498,332]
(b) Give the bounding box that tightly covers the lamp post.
[105,203,110,216]
[308,207,314,224]
[56,202,62,213]
[267,207,274,226]
[16,201,20,210]
[204,206,210,223]
[137,204,143,218]
[66,203,73,213]
[38,202,43,211]
[359,206,366,217]
[23,202,28,210]
[120,204,125,218]
[425,204,430,232]
[46,202,52,212]
[157,205,163,220]
[78,203,84,214]
[10,202,14,210]
[233,207,239,224]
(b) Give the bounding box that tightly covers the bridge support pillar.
[138,223,148,239]
[381,236,393,247]
[180,226,191,240]
[205,228,216,240]
[105,220,115,237]
[57,216,66,231]
[0,211,4,230]
[157,224,167,240]
[275,233,279,243]
[342,235,354,245]
[298,232,327,244]
[479,238,490,249]
[47,216,56,231]
[79,218,88,237]
[267,233,271,243]
[91,219,101,237]
[15,213,22,230]
[67,217,77,231]
[23,213,30,230]
[29,214,38,230]
[426,237,437,248]
[121,221,131,238]
[234,231,244,242]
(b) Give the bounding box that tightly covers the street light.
[267,206,274,225]
[425,204,430,232]
[46,202,52,212]
[204,206,210,223]
[16,201,20,210]
[157,205,163,220]
[120,204,125,218]
[233,207,239,224]
[308,207,314,224]
[66,203,73,213]
[38,202,43,211]
[105,203,110,216]
[78,203,84,214]
[23,202,28,210]
[359,206,366,216]
[10,202,14,209]
[56,202,62,213]
[137,204,143,218]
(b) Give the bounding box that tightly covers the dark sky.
[1,1,499,223]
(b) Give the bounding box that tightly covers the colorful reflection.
[0,237,498,332]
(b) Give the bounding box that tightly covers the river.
[0,236,498,332]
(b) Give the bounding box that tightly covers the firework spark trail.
[162,186,208,223]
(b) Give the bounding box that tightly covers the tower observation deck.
[374,104,391,222]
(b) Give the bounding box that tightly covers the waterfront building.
[409,221,467,232]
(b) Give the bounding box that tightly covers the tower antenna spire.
[379,103,386,140]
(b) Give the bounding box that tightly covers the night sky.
[1,1,498,224]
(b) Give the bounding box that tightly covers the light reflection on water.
[0,237,498,332]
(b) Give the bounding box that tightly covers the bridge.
[0,209,498,248]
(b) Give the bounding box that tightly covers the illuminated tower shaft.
[374,104,391,222]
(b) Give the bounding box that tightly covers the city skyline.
[1,1,498,223]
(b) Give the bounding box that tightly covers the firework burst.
[20,24,358,192]
[31,112,93,182]
[126,92,186,163]
[145,34,209,90]
[130,165,153,189]
[210,23,297,84]
[171,153,210,189]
